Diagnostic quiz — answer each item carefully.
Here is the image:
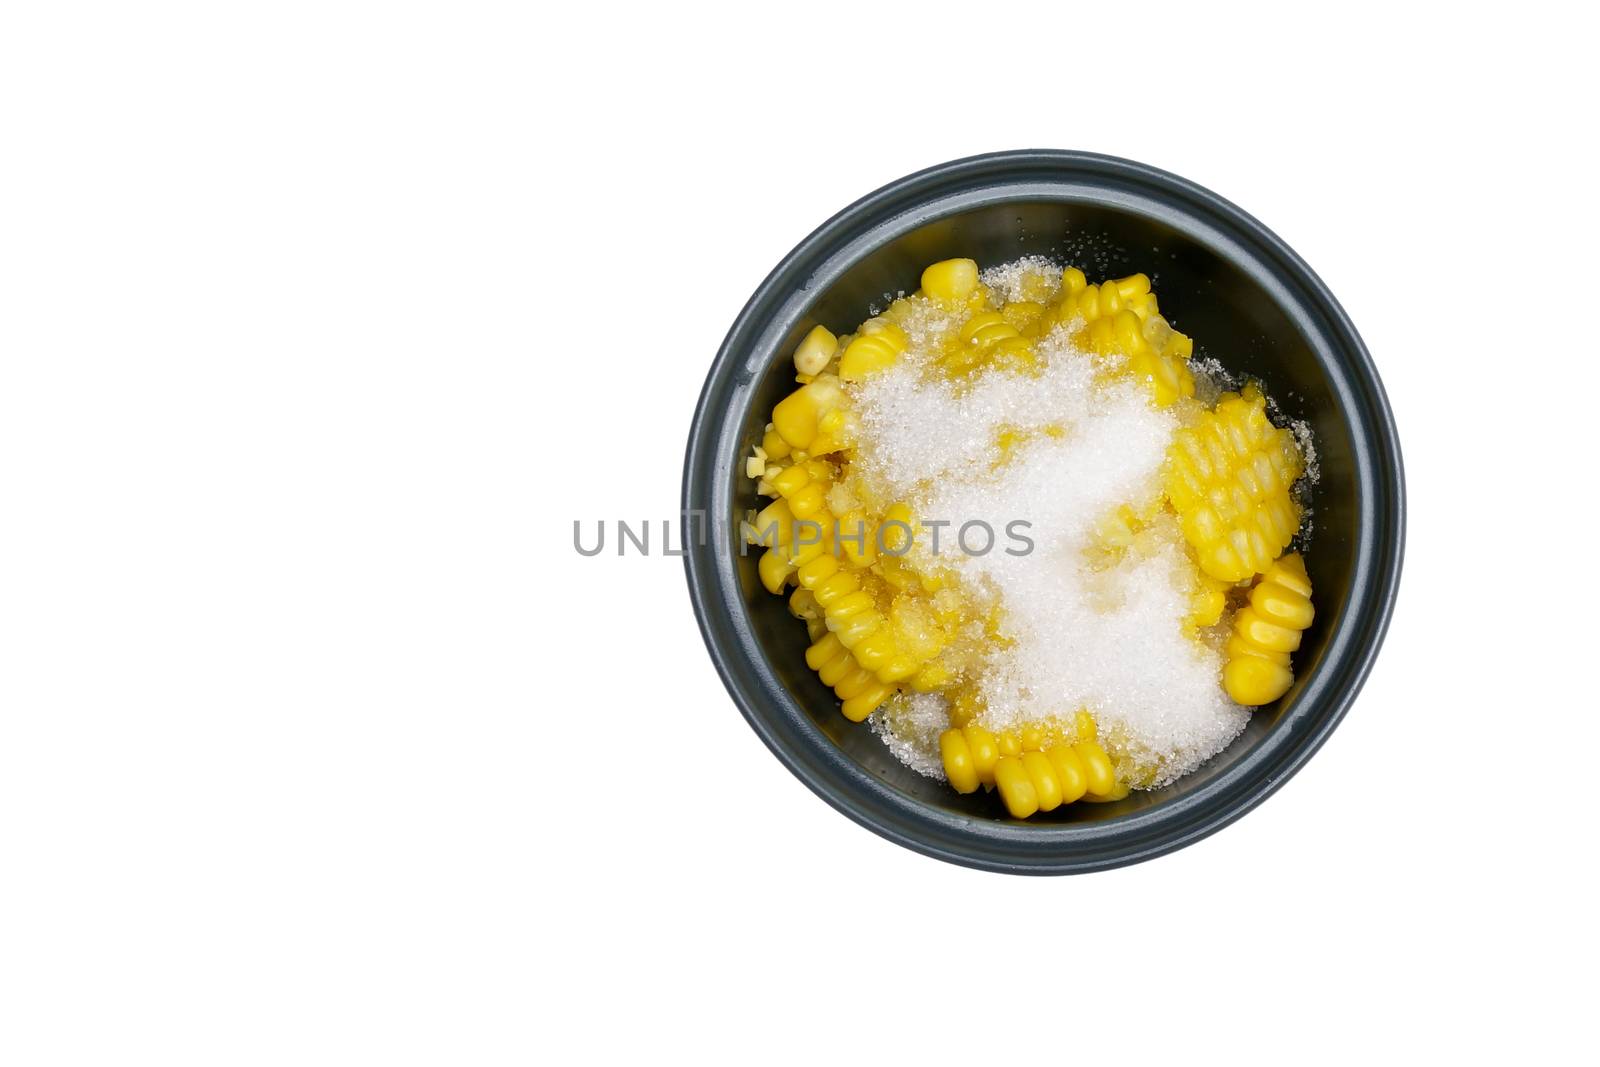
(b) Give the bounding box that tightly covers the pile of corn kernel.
[744,254,1315,818]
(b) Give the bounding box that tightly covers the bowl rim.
[682,149,1405,874]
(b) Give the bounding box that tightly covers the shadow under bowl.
[684,150,1403,874]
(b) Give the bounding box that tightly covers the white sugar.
[1190,356,1234,406]
[973,543,1248,786]
[868,692,950,780]
[1291,417,1320,486]
[979,255,1060,304]
[847,309,1250,788]
[850,328,1099,500]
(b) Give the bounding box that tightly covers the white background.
[2,2,1594,1063]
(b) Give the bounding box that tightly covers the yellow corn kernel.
[1259,556,1312,618]
[796,553,840,590]
[771,373,846,452]
[761,426,792,462]
[799,456,830,482]
[1112,272,1151,300]
[1089,500,1145,554]
[1226,631,1290,667]
[1264,548,1312,597]
[786,528,830,568]
[939,725,1001,792]
[1022,751,1063,811]
[816,651,854,689]
[1081,781,1133,803]
[749,497,792,548]
[875,647,930,685]
[1000,300,1050,338]
[946,311,1035,376]
[994,756,1042,818]
[833,665,877,700]
[839,322,908,381]
[1046,744,1089,803]
[788,586,821,621]
[787,485,828,523]
[812,566,864,601]
[805,631,845,672]
[758,547,793,594]
[1223,552,1315,706]
[1223,655,1294,707]
[815,653,857,691]
[836,510,877,569]
[793,324,838,376]
[962,311,1012,344]
[851,629,899,673]
[812,406,857,456]
[1164,386,1303,582]
[1075,740,1117,796]
[876,654,920,684]
[1234,606,1301,653]
[768,465,811,498]
[878,502,915,556]
[812,570,859,608]
[827,590,874,619]
[940,729,980,794]
[909,660,953,693]
[876,556,914,591]
[841,684,892,722]
[1184,571,1232,635]
[830,608,884,650]
[921,258,979,305]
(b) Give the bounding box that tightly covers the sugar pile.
[978,256,1061,304]
[853,312,1250,788]
[868,692,949,779]
[850,334,1100,496]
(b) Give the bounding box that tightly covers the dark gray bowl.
[683,150,1403,874]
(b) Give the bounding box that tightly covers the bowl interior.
[733,199,1358,824]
